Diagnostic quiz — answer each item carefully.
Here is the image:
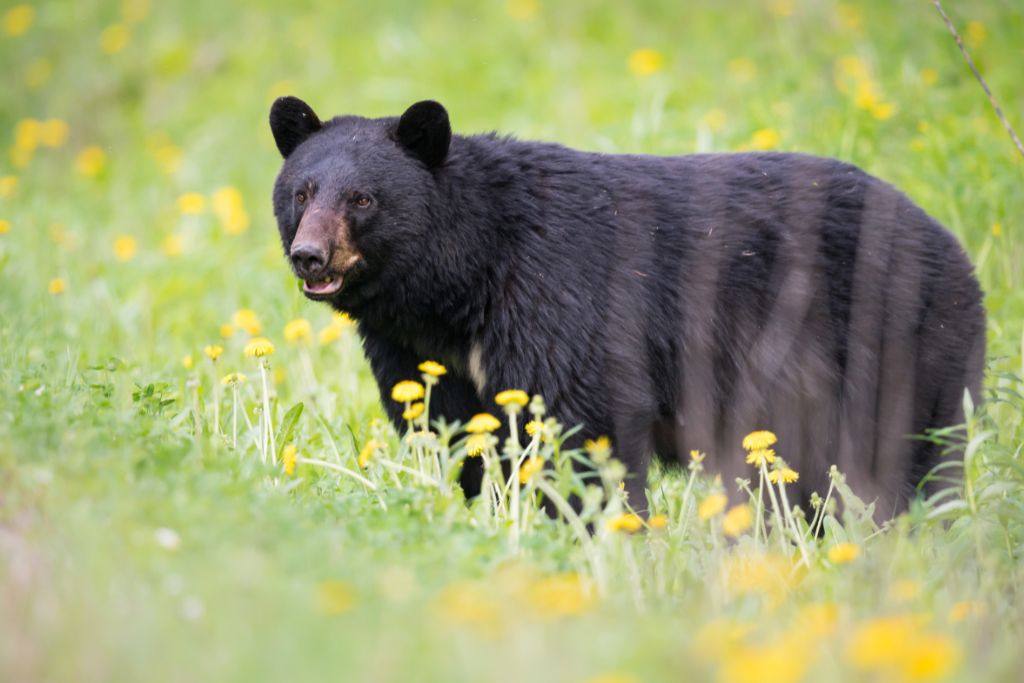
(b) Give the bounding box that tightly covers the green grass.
[2,1,1024,681]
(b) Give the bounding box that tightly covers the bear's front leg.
[472,336,631,511]
[359,330,487,497]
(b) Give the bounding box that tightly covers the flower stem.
[298,457,378,490]
[377,458,442,488]
[759,461,787,554]
[211,367,221,437]
[230,386,238,450]
[777,479,810,565]
[259,361,276,463]
[534,478,607,595]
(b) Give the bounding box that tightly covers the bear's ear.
[269,96,322,158]
[395,100,451,168]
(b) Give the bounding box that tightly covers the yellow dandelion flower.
[901,632,961,681]
[693,618,756,662]
[870,102,897,121]
[465,433,488,457]
[315,579,355,615]
[39,119,69,148]
[749,128,781,150]
[689,449,706,463]
[721,552,797,602]
[318,323,342,345]
[948,600,986,622]
[112,235,137,262]
[965,20,986,48]
[435,580,502,633]
[828,542,860,564]
[702,109,727,133]
[283,318,312,343]
[584,435,611,455]
[627,48,665,77]
[746,448,776,466]
[282,444,298,476]
[231,308,262,335]
[203,345,223,361]
[606,513,644,533]
[418,360,447,377]
[525,419,542,437]
[219,323,236,339]
[391,380,425,403]
[920,67,939,86]
[698,493,728,521]
[403,402,424,421]
[465,412,501,433]
[212,186,250,235]
[836,3,863,31]
[177,192,206,215]
[0,219,9,235]
[648,514,668,529]
[100,23,130,54]
[221,372,247,386]
[358,439,380,468]
[584,674,637,683]
[153,144,183,174]
[768,467,799,484]
[720,640,809,683]
[505,0,538,21]
[160,233,184,257]
[243,337,275,358]
[14,118,40,152]
[181,354,193,369]
[854,80,881,110]
[495,389,529,407]
[75,146,107,177]
[48,277,66,295]
[3,4,33,37]
[722,504,753,537]
[991,222,1002,237]
[0,175,17,198]
[519,456,544,484]
[728,57,757,82]
[845,615,918,670]
[742,430,777,450]
[525,573,594,618]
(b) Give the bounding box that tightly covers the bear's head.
[269,97,452,316]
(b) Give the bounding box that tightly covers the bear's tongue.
[304,276,342,295]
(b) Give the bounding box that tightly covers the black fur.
[270,98,986,514]
[270,96,322,158]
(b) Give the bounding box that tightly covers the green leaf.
[276,401,305,459]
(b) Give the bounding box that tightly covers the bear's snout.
[290,243,328,280]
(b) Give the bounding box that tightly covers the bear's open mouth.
[303,275,343,297]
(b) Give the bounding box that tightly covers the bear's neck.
[349,134,553,359]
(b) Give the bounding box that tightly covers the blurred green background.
[2,1,1023,682]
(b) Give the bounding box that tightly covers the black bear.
[269,97,985,515]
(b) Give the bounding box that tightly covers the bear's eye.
[295,190,307,204]
[353,194,372,209]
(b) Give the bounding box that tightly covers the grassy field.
[2,1,1024,681]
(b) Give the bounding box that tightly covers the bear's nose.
[290,243,328,279]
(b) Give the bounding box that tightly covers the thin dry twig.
[932,0,1024,161]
